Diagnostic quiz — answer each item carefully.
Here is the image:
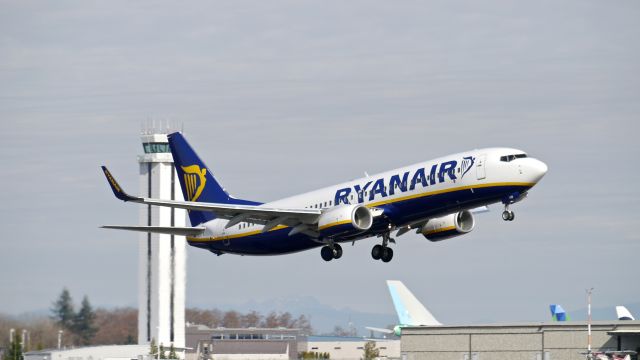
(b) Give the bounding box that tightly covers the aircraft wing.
[101,225,206,236]
[102,166,322,231]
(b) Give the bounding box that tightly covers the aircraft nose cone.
[528,158,548,183]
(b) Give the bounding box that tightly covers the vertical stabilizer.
[616,306,635,320]
[167,132,260,226]
[386,280,442,326]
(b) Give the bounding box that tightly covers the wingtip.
[101,166,133,201]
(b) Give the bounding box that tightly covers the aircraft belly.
[189,184,532,256]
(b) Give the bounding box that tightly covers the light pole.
[21,330,27,352]
[57,330,63,350]
[586,288,594,360]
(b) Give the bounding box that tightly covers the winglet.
[101,166,136,202]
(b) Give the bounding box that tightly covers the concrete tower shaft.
[138,132,186,350]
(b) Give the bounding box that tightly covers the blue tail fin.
[167,132,260,226]
[550,304,569,321]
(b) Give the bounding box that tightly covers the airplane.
[101,132,547,262]
[366,280,441,337]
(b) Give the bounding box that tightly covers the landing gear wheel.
[320,246,333,261]
[371,244,383,260]
[381,247,394,263]
[333,244,343,259]
[502,210,515,221]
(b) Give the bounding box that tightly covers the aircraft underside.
[189,183,532,260]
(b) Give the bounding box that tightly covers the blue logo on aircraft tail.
[167,132,261,226]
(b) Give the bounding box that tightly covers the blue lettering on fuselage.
[334,159,462,205]
[388,172,409,195]
[438,160,457,183]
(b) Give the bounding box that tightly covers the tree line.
[0,289,314,350]
[185,308,312,332]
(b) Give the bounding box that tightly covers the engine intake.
[421,210,475,242]
[318,204,373,237]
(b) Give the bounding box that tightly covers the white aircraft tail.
[616,306,635,320]
[386,280,441,326]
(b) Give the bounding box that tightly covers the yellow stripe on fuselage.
[186,182,534,243]
[367,181,534,208]
[187,225,289,243]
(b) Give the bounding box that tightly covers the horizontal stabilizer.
[101,225,205,236]
[365,326,394,334]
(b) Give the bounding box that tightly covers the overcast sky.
[1,0,639,329]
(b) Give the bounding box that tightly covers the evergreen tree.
[149,338,158,356]
[168,344,178,359]
[73,296,97,345]
[3,333,24,360]
[362,341,379,360]
[159,344,166,359]
[51,288,75,331]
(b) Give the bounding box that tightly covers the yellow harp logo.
[181,165,207,202]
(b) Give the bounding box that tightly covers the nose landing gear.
[502,209,515,221]
[501,191,526,222]
[502,203,515,221]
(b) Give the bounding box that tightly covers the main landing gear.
[371,232,394,263]
[320,243,342,262]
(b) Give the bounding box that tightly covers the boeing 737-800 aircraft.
[102,132,547,262]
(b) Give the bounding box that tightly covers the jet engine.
[421,210,475,241]
[318,204,373,237]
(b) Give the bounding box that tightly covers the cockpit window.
[500,153,527,162]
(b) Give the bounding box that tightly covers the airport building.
[306,336,400,360]
[24,345,150,360]
[185,325,306,360]
[185,324,401,360]
[400,321,640,360]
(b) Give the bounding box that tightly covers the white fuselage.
[199,147,547,241]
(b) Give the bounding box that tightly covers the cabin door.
[476,154,487,180]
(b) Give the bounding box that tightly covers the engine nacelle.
[421,210,475,242]
[318,204,373,237]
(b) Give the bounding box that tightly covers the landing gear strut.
[371,233,394,262]
[502,204,515,221]
[320,243,342,261]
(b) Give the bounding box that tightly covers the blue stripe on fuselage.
[189,184,531,255]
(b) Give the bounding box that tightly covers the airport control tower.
[138,128,186,350]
